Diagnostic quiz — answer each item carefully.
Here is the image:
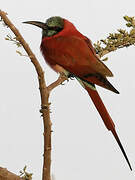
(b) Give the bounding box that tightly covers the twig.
[47,75,68,92]
[94,15,135,58]
[0,10,67,180]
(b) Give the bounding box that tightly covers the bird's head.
[23,16,64,37]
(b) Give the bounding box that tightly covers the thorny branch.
[0,10,66,180]
[94,15,135,59]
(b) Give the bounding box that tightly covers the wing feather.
[42,36,113,77]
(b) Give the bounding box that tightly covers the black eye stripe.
[48,26,62,31]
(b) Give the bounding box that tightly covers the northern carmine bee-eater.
[23,16,132,170]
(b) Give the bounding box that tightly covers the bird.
[23,16,132,170]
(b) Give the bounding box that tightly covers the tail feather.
[111,128,132,170]
[84,84,115,130]
[83,82,132,170]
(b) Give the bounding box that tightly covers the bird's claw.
[67,73,75,80]
[61,82,65,85]
[59,72,74,85]
[69,77,74,80]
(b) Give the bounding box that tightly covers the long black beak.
[23,21,47,30]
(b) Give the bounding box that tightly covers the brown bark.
[0,10,66,180]
[0,167,23,180]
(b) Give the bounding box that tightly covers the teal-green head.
[23,16,64,37]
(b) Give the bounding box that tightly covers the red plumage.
[40,18,132,170]
[24,17,132,170]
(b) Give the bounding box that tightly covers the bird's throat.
[42,29,58,37]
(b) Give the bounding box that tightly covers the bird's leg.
[67,73,75,80]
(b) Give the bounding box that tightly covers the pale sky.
[0,0,135,180]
